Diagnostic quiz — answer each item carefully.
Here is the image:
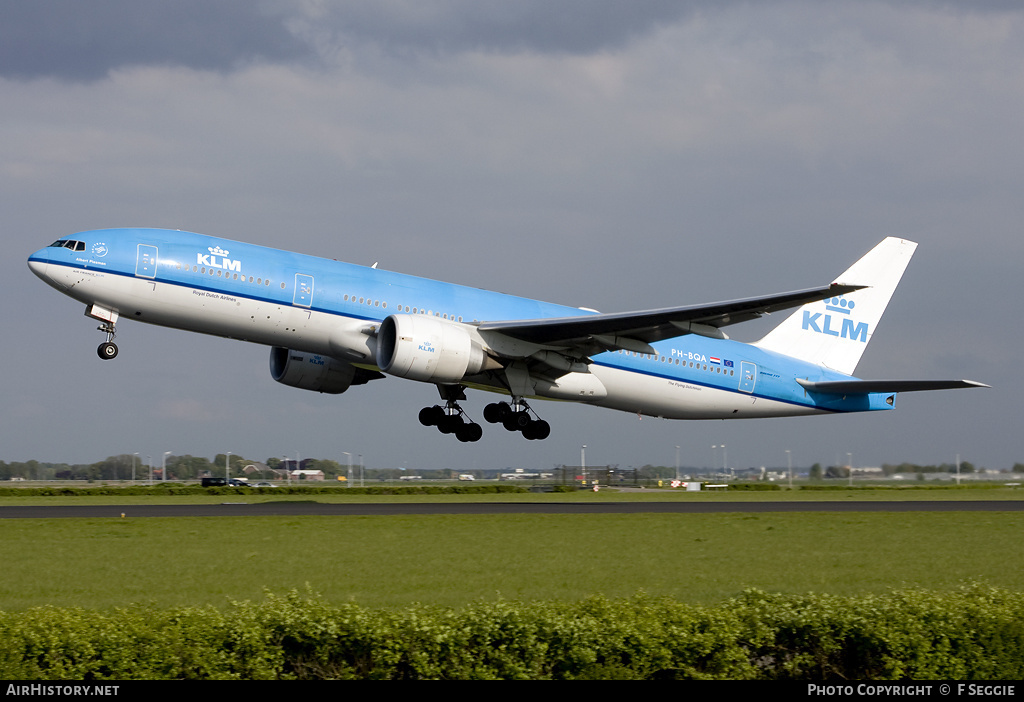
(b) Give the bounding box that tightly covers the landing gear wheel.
[503,411,531,432]
[483,402,509,424]
[456,422,483,443]
[97,342,118,360]
[419,405,445,427]
[438,413,465,435]
[522,419,551,441]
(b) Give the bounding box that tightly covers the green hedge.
[1,585,1020,680]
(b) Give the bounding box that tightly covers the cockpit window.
[49,240,86,251]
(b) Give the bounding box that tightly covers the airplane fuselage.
[28,228,896,430]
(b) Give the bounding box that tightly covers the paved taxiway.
[2,501,1023,519]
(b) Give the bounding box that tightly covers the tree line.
[0,454,340,482]
[2,456,1022,483]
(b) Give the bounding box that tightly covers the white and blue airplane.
[28,229,985,442]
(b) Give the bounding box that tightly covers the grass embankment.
[1,511,1021,610]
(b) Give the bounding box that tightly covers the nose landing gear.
[96,321,118,360]
[87,305,120,361]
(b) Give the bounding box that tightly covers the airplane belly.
[84,275,340,355]
[588,364,824,420]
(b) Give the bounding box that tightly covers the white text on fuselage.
[670,350,734,368]
[196,253,242,272]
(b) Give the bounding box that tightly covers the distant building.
[242,462,287,480]
[290,469,325,481]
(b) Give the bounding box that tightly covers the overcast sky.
[3,0,1020,473]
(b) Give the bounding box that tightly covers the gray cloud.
[0,0,305,80]
[1,0,713,81]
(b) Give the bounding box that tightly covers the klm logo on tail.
[801,296,868,342]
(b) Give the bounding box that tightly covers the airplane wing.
[478,282,864,356]
[796,379,990,394]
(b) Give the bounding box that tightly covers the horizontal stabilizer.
[797,378,989,394]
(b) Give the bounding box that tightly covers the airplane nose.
[27,256,49,280]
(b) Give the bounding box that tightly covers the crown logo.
[825,296,855,315]
[209,246,230,256]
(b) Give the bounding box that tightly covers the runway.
[2,500,1023,519]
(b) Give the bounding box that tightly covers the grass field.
[1,507,1021,611]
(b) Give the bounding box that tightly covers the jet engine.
[269,347,360,394]
[376,314,497,384]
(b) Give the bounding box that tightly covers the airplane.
[28,230,986,442]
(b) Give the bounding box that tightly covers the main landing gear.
[418,404,484,443]
[96,321,118,360]
[418,387,551,442]
[483,400,551,441]
[418,385,483,442]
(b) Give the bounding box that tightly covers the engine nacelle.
[269,347,357,394]
[376,314,493,383]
